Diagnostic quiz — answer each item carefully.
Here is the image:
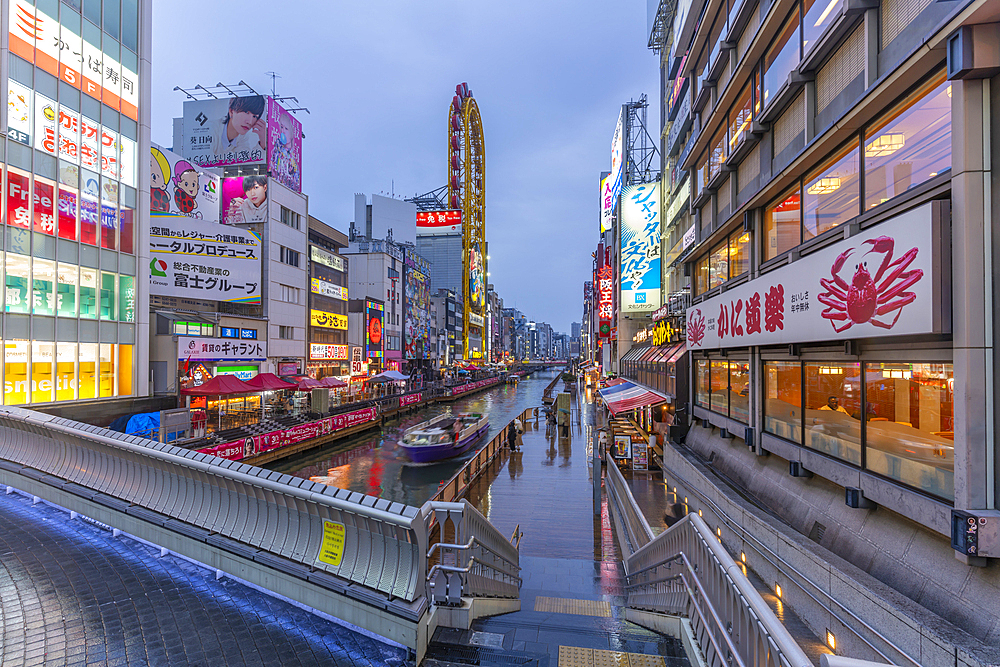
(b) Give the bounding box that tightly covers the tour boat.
[399,412,489,464]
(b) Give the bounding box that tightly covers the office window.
[278,326,294,339]
[803,0,843,53]
[696,151,710,194]
[730,83,754,151]
[279,284,300,303]
[763,8,801,108]
[280,206,301,230]
[279,246,300,267]
[764,187,801,261]
[729,231,751,277]
[709,126,727,181]
[804,140,860,240]
[864,74,951,211]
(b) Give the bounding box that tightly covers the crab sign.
[818,236,923,333]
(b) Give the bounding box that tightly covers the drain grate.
[808,521,827,543]
[469,631,505,648]
[423,643,542,666]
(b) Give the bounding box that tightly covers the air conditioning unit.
[952,509,1000,558]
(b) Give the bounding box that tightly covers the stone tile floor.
[0,488,408,667]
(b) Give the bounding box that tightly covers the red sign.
[597,265,614,339]
[448,378,500,397]
[417,210,462,235]
[400,392,422,407]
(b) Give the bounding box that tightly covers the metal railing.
[423,500,520,606]
[605,450,811,667]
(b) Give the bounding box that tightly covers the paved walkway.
[0,488,407,667]
[424,393,690,667]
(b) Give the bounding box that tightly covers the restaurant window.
[729,231,751,277]
[696,359,710,407]
[764,187,801,261]
[696,254,711,295]
[864,363,953,500]
[763,8,801,109]
[764,361,802,443]
[710,359,729,415]
[803,0,842,54]
[803,140,859,240]
[864,74,951,211]
[709,243,728,290]
[804,362,861,465]
[730,83,753,152]
[730,361,750,423]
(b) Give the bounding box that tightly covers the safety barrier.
[423,500,520,605]
[605,450,811,667]
[0,406,428,603]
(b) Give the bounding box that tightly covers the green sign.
[119,275,135,323]
[5,275,29,313]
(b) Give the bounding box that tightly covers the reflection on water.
[266,370,559,506]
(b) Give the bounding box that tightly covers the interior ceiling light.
[807,177,842,195]
[865,133,905,157]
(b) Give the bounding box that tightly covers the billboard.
[310,309,348,330]
[417,210,462,236]
[149,213,261,304]
[183,95,267,168]
[365,299,384,364]
[7,0,139,121]
[686,203,946,350]
[266,99,302,192]
[468,246,485,311]
[150,143,220,221]
[605,109,625,232]
[600,173,614,233]
[221,176,268,225]
[178,337,267,362]
[311,245,345,272]
[404,262,431,359]
[310,344,348,360]
[311,277,347,300]
[620,182,662,313]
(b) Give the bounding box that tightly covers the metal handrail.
[604,450,655,551]
[658,455,921,667]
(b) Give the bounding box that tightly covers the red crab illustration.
[817,236,923,333]
[688,309,706,346]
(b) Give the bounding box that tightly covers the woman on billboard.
[211,96,266,162]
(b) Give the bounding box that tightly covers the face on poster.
[404,266,430,359]
[221,176,268,225]
[183,96,267,168]
[266,99,302,192]
[150,143,220,222]
[468,247,485,311]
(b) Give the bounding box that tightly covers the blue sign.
[220,327,238,338]
[240,329,257,339]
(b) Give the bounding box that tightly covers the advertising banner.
[597,265,613,339]
[7,0,139,121]
[198,406,379,461]
[149,214,261,304]
[603,110,625,233]
[150,143,220,221]
[310,343,348,360]
[448,377,500,397]
[417,210,462,236]
[311,277,347,300]
[468,247,485,313]
[182,95,267,168]
[365,299,384,363]
[311,245,345,271]
[620,182,662,313]
[310,309,348,330]
[177,336,267,362]
[601,173,614,233]
[266,98,302,192]
[221,175,268,225]
[404,264,431,359]
[400,392,422,407]
[686,203,946,350]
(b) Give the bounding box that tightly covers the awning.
[599,380,669,416]
[622,346,648,362]
[666,342,687,364]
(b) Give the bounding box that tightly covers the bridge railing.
[0,406,429,604]
[604,451,811,667]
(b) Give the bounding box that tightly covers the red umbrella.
[296,378,326,391]
[320,377,348,388]
[180,374,252,396]
[243,373,296,391]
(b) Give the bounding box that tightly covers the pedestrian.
[507,422,517,450]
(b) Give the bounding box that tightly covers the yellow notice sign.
[317,520,346,567]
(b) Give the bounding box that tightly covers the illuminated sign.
[240,329,257,339]
[311,277,347,300]
[221,327,238,338]
[416,210,462,236]
[150,143,220,221]
[365,299,384,363]
[682,224,696,250]
[604,109,625,233]
[620,182,662,313]
[310,245,345,272]
[310,344,348,361]
[310,309,348,330]
[597,264,614,339]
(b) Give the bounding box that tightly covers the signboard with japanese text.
[310,309,348,330]
[310,277,347,300]
[605,110,625,233]
[178,336,267,362]
[310,344,348,360]
[686,203,946,350]
[150,143,220,221]
[182,96,268,168]
[149,213,261,304]
[266,99,302,192]
[600,173,614,233]
[351,346,365,375]
[620,182,662,313]
[404,263,431,359]
[597,245,614,339]
[416,209,462,236]
[310,245,345,272]
[7,0,140,121]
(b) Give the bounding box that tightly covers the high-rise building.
[2,0,148,415]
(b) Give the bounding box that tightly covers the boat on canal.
[399,412,489,464]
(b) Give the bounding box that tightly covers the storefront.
[178,336,268,405]
[307,343,350,380]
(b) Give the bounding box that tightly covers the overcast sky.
[150,1,659,334]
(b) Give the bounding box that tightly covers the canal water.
[266,369,563,507]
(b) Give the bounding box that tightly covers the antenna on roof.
[265,71,281,97]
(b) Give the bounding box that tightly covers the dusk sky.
[150,1,659,334]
